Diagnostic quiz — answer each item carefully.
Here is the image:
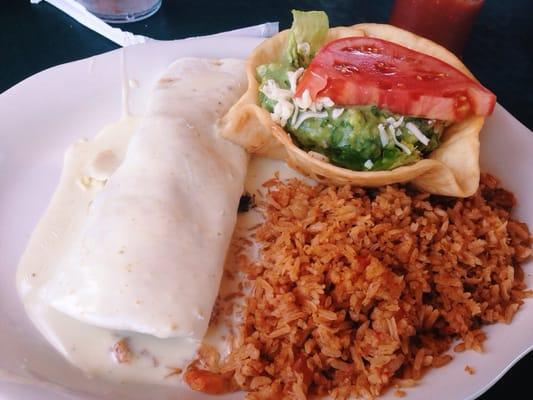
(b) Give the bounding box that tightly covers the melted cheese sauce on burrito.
[16,58,251,384]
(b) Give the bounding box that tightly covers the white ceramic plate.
[0,36,531,400]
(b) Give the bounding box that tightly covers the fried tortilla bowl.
[220,23,485,197]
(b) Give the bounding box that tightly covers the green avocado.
[289,106,444,171]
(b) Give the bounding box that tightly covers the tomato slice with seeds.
[295,37,496,121]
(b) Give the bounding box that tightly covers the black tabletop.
[2,1,532,399]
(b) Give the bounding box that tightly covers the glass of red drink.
[389,0,485,55]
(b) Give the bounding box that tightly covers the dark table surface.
[2,1,532,399]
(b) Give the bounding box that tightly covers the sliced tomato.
[294,37,496,121]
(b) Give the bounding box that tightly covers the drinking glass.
[77,0,162,23]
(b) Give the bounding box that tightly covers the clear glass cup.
[77,0,162,23]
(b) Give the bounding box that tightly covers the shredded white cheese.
[378,123,389,147]
[389,125,412,155]
[260,79,297,127]
[315,97,334,111]
[272,99,294,127]
[364,159,374,169]
[406,122,430,145]
[331,108,344,119]
[386,116,404,129]
[260,79,292,102]
[293,111,328,129]
[261,73,335,129]
[287,68,304,94]
[293,89,313,110]
[294,91,334,112]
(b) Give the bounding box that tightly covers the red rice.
[186,174,531,399]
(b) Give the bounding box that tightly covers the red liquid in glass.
[389,0,484,55]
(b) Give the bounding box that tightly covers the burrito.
[17,58,248,382]
[221,11,496,197]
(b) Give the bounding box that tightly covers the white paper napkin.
[30,0,279,46]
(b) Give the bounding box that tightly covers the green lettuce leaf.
[282,10,329,68]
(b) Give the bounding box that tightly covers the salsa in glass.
[389,0,485,55]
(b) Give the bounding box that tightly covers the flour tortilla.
[221,23,485,197]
